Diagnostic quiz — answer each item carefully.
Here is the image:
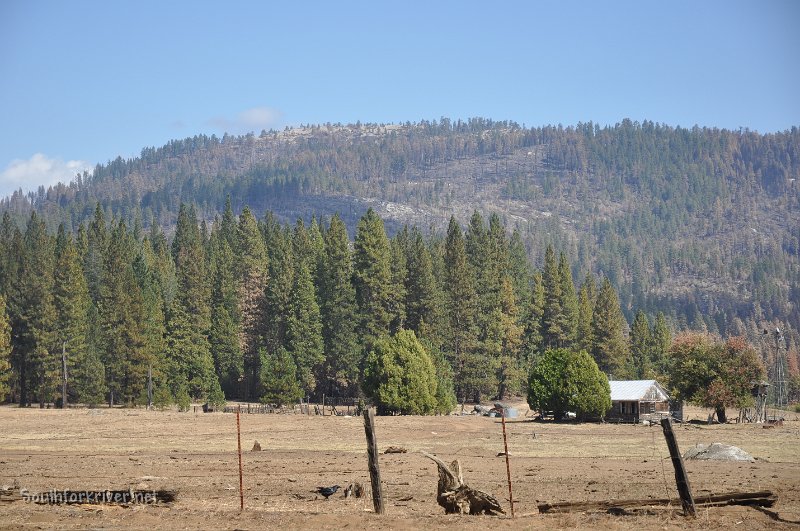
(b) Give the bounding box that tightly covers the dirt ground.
[1,402,799,530]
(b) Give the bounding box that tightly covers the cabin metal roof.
[608,380,670,402]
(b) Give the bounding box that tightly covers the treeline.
[0,119,796,346]
[0,203,676,408]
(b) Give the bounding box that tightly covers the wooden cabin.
[607,380,671,423]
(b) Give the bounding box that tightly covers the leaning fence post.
[660,417,695,517]
[363,407,385,514]
[500,411,515,517]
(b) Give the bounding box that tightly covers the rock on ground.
[683,443,755,462]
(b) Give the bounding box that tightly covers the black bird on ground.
[316,485,341,499]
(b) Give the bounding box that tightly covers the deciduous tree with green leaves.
[667,333,764,423]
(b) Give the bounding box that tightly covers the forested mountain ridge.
[2,118,799,341]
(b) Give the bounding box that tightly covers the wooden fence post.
[237,405,244,511]
[363,407,385,514]
[61,342,67,409]
[500,412,515,517]
[660,418,695,517]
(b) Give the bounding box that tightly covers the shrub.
[363,330,439,415]
[527,348,611,420]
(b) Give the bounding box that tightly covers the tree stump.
[421,451,504,515]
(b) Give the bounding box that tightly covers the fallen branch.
[537,490,775,514]
[421,451,504,515]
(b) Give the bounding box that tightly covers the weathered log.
[538,490,775,514]
[421,451,504,516]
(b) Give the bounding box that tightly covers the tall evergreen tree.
[286,261,324,394]
[404,228,441,342]
[521,271,545,362]
[236,207,268,399]
[53,225,99,404]
[262,227,293,356]
[541,245,566,349]
[220,195,238,249]
[576,272,596,353]
[0,295,12,402]
[0,212,18,298]
[166,205,219,400]
[19,212,57,406]
[442,216,481,402]
[98,220,148,405]
[495,276,524,399]
[85,203,107,302]
[650,312,671,377]
[591,277,629,377]
[558,252,579,348]
[388,228,408,334]
[352,208,392,350]
[508,229,532,309]
[317,214,358,397]
[208,232,242,397]
[626,310,652,379]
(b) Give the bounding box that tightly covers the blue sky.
[1,1,798,197]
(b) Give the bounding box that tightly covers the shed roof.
[608,380,670,402]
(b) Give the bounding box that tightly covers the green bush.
[363,330,439,415]
[528,348,611,420]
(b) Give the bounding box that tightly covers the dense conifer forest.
[0,118,797,408]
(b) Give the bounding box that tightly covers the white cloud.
[0,153,92,198]
[206,106,283,133]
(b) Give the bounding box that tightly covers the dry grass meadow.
[1,401,799,529]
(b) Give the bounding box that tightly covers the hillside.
[2,118,799,339]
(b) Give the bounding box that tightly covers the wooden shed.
[607,380,671,423]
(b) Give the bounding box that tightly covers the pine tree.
[495,276,524,399]
[0,212,18,298]
[591,277,629,377]
[220,195,238,249]
[576,272,596,353]
[0,295,12,401]
[208,232,242,397]
[317,214,359,397]
[404,228,441,342]
[236,207,268,399]
[650,312,671,378]
[465,211,491,324]
[558,252,579,348]
[259,347,302,406]
[508,229,532,309]
[85,203,107,302]
[53,224,97,404]
[626,311,652,379]
[442,216,481,402]
[521,271,545,362]
[352,208,392,350]
[541,245,565,349]
[98,220,148,405]
[263,226,294,356]
[133,237,168,403]
[388,228,408,334]
[20,212,58,406]
[285,261,324,394]
[291,219,315,274]
[166,205,219,400]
